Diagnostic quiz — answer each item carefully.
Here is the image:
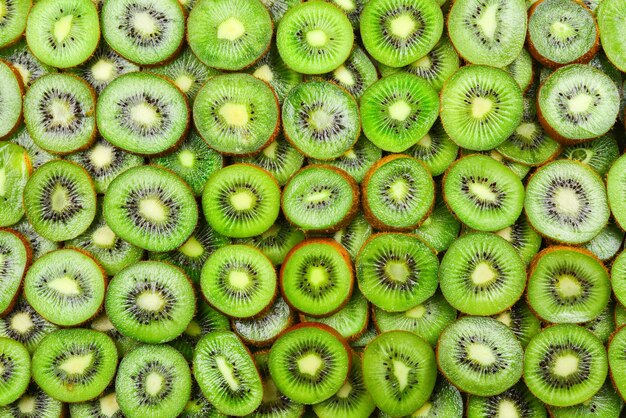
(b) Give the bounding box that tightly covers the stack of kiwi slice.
[4,0,626,416]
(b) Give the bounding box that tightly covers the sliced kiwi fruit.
[0,297,57,355]
[97,72,189,156]
[301,289,369,341]
[507,49,534,93]
[493,300,542,349]
[187,0,272,71]
[608,325,626,402]
[231,297,294,347]
[321,46,378,99]
[69,390,123,418]
[611,250,626,307]
[597,0,626,72]
[487,149,532,179]
[527,0,598,68]
[561,132,620,176]
[549,380,623,418]
[466,382,547,418]
[105,261,195,344]
[407,119,459,177]
[11,218,59,261]
[0,61,23,140]
[0,143,30,227]
[0,0,30,48]
[0,229,30,315]
[583,222,624,262]
[235,137,304,187]
[581,304,615,345]
[524,324,607,407]
[32,328,118,403]
[202,163,280,238]
[282,165,359,233]
[0,40,56,88]
[356,233,438,312]
[194,331,263,415]
[362,154,434,231]
[437,316,523,396]
[8,127,54,171]
[282,80,360,160]
[71,44,139,94]
[103,165,198,251]
[89,312,140,358]
[25,0,99,68]
[414,195,461,253]
[616,304,626,328]
[0,338,30,407]
[525,159,609,244]
[260,0,301,22]
[333,213,373,260]
[391,377,463,418]
[605,154,626,230]
[247,45,303,104]
[234,216,305,266]
[0,383,64,417]
[350,322,378,350]
[310,136,381,185]
[180,381,228,418]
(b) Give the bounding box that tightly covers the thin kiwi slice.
[8,127,54,171]
[360,0,442,67]
[236,137,304,187]
[231,297,294,347]
[71,44,139,94]
[0,229,30,315]
[97,72,189,156]
[0,383,64,417]
[282,80,360,160]
[524,324,607,407]
[616,304,626,328]
[302,289,369,341]
[23,73,96,155]
[103,165,198,251]
[180,381,228,418]
[597,0,626,72]
[12,218,59,261]
[0,297,57,354]
[437,316,523,396]
[0,0,30,48]
[0,143,30,227]
[362,154,434,231]
[561,132,620,176]
[605,154,626,230]
[0,40,56,88]
[247,45,303,104]
[527,0,598,68]
[25,0,99,68]
[443,154,525,231]
[0,61,23,140]
[333,214,373,260]
[466,382,547,418]
[549,380,623,418]
[448,0,527,66]
[582,304,616,345]
[408,119,459,177]
[507,49,534,93]
[260,0,301,22]
[360,73,439,153]
[310,136,382,184]
[101,0,185,66]
[0,338,30,407]
[610,250,626,307]
[194,73,279,156]
[525,159,609,244]
[393,377,463,418]
[194,331,263,415]
[277,1,353,74]
[321,46,378,99]
[493,300,542,349]
[356,233,438,312]
[105,261,195,344]
[583,222,624,262]
[414,195,461,253]
[537,64,620,143]
[202,163,280,238]
[89,313,140,357]
[69,391,123,418]
[234,216,305,266]
[281,165,359,233]
[187,0,272,71]
[487,149,532,179]
[608,325,626,401]
[440,65,524,150]
[268,323,350,404]
[32,329,118,403]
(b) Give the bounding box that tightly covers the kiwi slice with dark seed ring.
[0,60,23,141]
[0,338,30,406]
[0,143,31,228]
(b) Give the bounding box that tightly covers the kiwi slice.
[610,250,626,308]
[187,0,272,70]
[0,383,64,417]
[23,73,96,155]
[11,218,59,261]
[0,61,23,140]
[443,154,525,231]
[597,0,626,72]
[282,165,359,233]
[247,45,303,105]
[234,216,304,266]
[321,46,378,99]
[89,313,140,358]
[0,338,30,407]
[25,0,99,68]
[180,381,227,418]
[356,233,438,312]
[549,380,623,418]
[524,324,607,407]
[69,391,123,418]
[71,44,139,94]
[236,137,304,187]
[525,159,609,244]
[310,136,382,185]
[282,80,360,160]
[440,65,524,150]
[448,0,526,66]
[507,49,534,93]
[437,316,523,396]
[194,331,263,415]
[333,214,373,260]
[605,154,626,230]
[268,323,350,404]
[260,0,301,22]
[0,40,56,88]
[0,297,57,355]
[231,297,294,347]
[537,64,620,143]
[582,304,616,345]
[67,138,144,194]
[466,382,547,418]
[390,377,463,418]
[8,127,54,171]
[105,261,195,344]
[202,163,280,238]
[0,229,30,315]
[32,329,118,403]
[487,149,532,179]
[561,132,620,176]
[97,72,189,156]
[0,0,30,48]
[360,0,442,67]
[103,165,198,252]
[608,325,626,402]
[439,232,526,316]
[493,300,541,349]
[408,119,459,177]
[414,195,461,253]
[277,1,353,74]
[362,154,434,231]
[0,143,30,227]
[616,304,626,328]
[583,222,624,262]
[301,289,369,341]
[528,0,598,68]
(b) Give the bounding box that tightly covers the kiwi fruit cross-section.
[0,143,30,227]
[0,0,30,49]
[320,45,378,99]
[0,297,57,354]
[549,380,623,418]
[310,136,382,184]
[0,382,64,417]
[236,137,304,187]
[608,325,626,402]
[0,337,30,407]
[234,215,304,265]
[597,0,626,72]
[466,382,547,418]
[302,288,369,341]
[231,297,294,347]
[605,153,626,230]
[72,44,139,94]
[247,44,302,105]
[0,60,23,140]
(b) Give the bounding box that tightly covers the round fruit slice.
[236,137,304,187]
[466,383,546,418]
[0,0,30,48]
[232,297,294,347]
[0,61,23,140]
[549,381,623,418]
[597,0,626,72]
[320,45,378,99]
[605,154,626,230]
[492,301,542,349]
[0,297,57,354]
[0,338,30,407]
[608,325,626,401]
[0,143,31,227]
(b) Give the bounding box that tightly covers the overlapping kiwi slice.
[0,297,57,354]
[236,137,304,187]
[414,195,461,253]
[321,46,378,99]
[605,154,626,231]
[310,136,382,185]
[597,0,626,72]
[235,216,304,266]
[608,325,626,402]
[466,382,547,418]
[408,119,459,177]
[493,300,541,349]
[0,337,30,406]
[232,297,294,347]
[0,0,30,49]
[549,380,623,418]
[8,126,54,171]
[561,132,619,176]
[0,40,56,88]
[0,143,30,227]
[0,60,23,140]
[69,391,123,418]
[72,44,139,94]
[0,383,64,417]
[247,45,302,104]
[583,222,624,262]
[333,214,373,259]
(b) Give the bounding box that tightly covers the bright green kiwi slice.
[236,137,304,187]
[202,163,280,238]
[97,72,189,156]
[525,159,609,244]
[549,380,623,418]
[507,49,534,92]
[72,44,139,94]
[362,154,434,231]
[268,323,350,405]
[310,136,382,184]
[524,324,607,407]
[440,65,524,150]
[282,81,360,160]
[12,218,59,261]
[69,391,123,418]
[608,325,626,401]
[0,40,56,88]
[101,0,185,66]
[194,331,263,416]
[611,250,626,307]
[616,304,626,328]
[24,160,96,242]
[0,383,64,417]
[360,73,439,153]
[277,1,354,74]
[493,300,542,349]
[8,126,54,171]
[437,316,523,396]
[414,195,461,253]
[605,154,626,230]
[333,214,373,259]
[32,329,118,403]
[466,383,547,418]
[194,73,279,156]
[537,65,620,143]
[0,61,22,140]
[597,0,626,72]
[448,0,527,66]
[105,261,195,344]
[302,289,368,341]
[247,45,302,104]
[583,222,624,262]
[561,132,619,176]
[103,165,198,252]
[321,46,378,99]
[89,313,141,358]
[581,304,615,344]
[234,216,304,266]
[280,239,353,317]
[408,120,459,177]
[443,154,525,231]
[0,297,57,354]
[356,233,438,312]
[232,297,294,347]
[0,229,30,314]
[0,0,30,48]
[25,0,99,68]
[0,143,30,227]
[0,338,30,407]
[180,382,226,418]
[260,0,301,22]
[282,165,359,233]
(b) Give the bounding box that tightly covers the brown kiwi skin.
[361,154,435,232]
[279,238,354,318]
[608,324,626,402]
[0,60,25,140]
[0,228,32,316]
[281,165,360,234]
[526,0,600,70]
